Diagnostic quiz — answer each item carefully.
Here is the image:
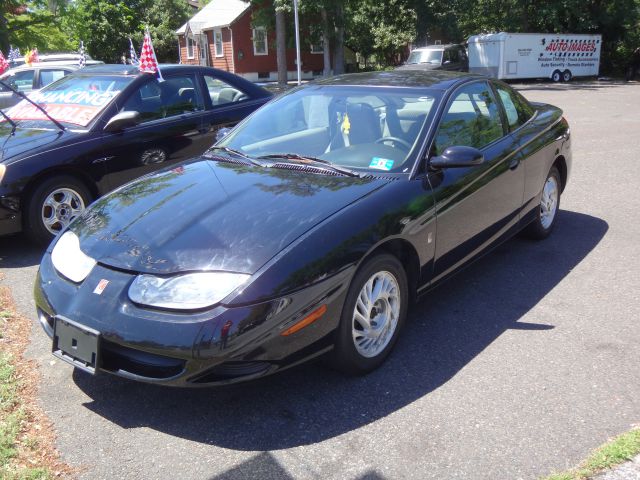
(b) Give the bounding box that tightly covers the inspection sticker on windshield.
[369,157,394,171]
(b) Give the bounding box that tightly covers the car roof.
[2,63,81,74]
[412,44,464,51]
[72,64,273,98]
[313,70,483,91]
[78,63,222,76]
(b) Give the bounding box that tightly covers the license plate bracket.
[52,316,100,375]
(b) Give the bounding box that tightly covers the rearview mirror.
[104,111,141,132]
[429,146,484,169]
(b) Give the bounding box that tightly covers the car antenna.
[0,79,66,132]
[0,108,17,133]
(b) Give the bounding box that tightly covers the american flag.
[138,29,164,81]
[129,38,139,65]
[0,51,9,74]
[78,41,86,68]
[7,46,20,65]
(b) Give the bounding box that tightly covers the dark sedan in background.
[0,64,271,244]
[35,71,571,386]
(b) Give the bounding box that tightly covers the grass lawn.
[543,428,640,480]
[0,286,71,479]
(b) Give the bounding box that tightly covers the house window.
[214,30,223,57]
[252,27,267,56]
[187,35,195,59]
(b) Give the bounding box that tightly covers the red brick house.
[175,0,326,82]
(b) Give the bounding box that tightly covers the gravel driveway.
[1,80,639,480]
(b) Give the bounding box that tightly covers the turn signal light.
[281,305,327,336]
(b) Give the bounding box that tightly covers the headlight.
[0,164,6,183]
[51,231,97,283]
[128,272,250,310]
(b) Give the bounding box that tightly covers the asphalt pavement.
[1,80,639,480]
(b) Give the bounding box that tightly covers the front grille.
[190,361,271,384]
[100,340,185,379]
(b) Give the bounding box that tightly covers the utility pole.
[293,0,302,85]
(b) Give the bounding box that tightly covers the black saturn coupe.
[35,71,571,386]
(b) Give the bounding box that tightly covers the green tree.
[1,0,75,53]
[347,0,416,66]
[74,0,143,63]
[138,0,192,63]
[74,0,189,63]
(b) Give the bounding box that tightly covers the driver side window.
[434,81,504,154]
[120,74,203,123]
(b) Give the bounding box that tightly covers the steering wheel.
[375,136,412,151]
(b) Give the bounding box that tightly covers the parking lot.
[1,80,639,479]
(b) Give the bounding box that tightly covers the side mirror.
[104,111,140,132]
[430,146,484,169]
[215,127,233,142]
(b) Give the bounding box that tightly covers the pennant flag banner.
[25,48,39,66]
[7,46,20,64]
[0,51,9,74]
[139,29,163,82]
[78,41,86,68]
[129,38,139,65]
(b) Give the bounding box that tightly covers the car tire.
[551,70,562,82]
[562,70,572,82]
[329,253,408,375]
[524,166,561,240]
[25,175,92,246]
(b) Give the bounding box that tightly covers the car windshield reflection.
[219,86,440,174]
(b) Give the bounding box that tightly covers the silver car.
[1,61,100,109]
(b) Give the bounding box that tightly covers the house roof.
[176,0,250,35]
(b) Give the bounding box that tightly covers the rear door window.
[39,69,70,88]
[493,82,535,130]
[204,75,248,106]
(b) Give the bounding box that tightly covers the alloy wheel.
[352,270,401,358]
[540,175,559,229]
[41,187,86,234]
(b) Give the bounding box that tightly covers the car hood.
[70,159,388,275]
[0,123,68,162]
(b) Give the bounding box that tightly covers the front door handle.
[508,157,520,170]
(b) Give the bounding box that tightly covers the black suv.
[399,44,468,72]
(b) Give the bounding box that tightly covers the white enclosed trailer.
[468,32,601,81]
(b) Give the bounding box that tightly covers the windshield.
[219,85,439,173]
[407,50,443,65]
[3,74,134,128]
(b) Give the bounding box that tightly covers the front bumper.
[0,194,22,236]
[35,252,350,387]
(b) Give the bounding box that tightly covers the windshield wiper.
[0,109,17,133]
[205,146,264,166]
[257,153,360,177]
[0,79,66,132]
